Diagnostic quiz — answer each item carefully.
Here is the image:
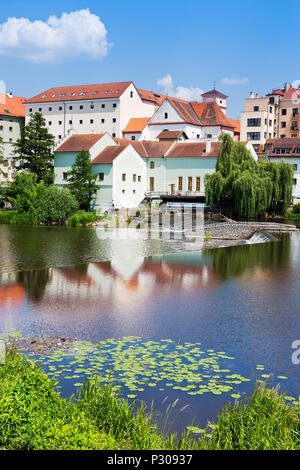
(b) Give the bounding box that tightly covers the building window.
[133,189,136,194]
[150,161,155,169]
[281,122,286,128]
[122,173,126,181]
[138,176,141,182]
[207,134,212,138]
[59,106,63,111]
[112,118,116,123]
[113,104,117,108]
[99,173,104,181]
[29,108,32,113]
[48,121,52,126]
[58,135,62,139]
[247,132,261,140]
[188,177,193,191]
[293,178,297,186]
[112,133,116,137]
[133,174,136,182]
[293,108,299,118]
[164,112,168,119]
[69,106,73,110]
[149,176,155,191]
[130,91,133,98]
[102,104,105,108]
[269,106,273,113]
[178,176,183,191]
[90,104,94,109]
[247,118,261,127]
[80,105,83,110]
[254,106,259,112]
[79,120,83,124]
[90,119,94,124]
[122,189,125,194]
[281,109,287,116]
[69,120,72,125]
[294,164,298,171]
[131,136,136,141]
[63,172,68,181]
[196,177,201,192]
[101,119,105,123]
[197,134,200,139]
[48,107,52,111]
[9,127,13,131]
[59,121,62,125]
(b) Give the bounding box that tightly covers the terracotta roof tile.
[123,117,150,133]
[166,142,219,158]
[92,145,128,164]
[157,130,185,140]
[55,134,105,152]
[136,89,166,105]
[191,101,235,128]
[0,94,26,118]
[142,141,174,158]
[268,137,300,155]
[167,97,201,126]
[201,89,228,99]
[26,82,132,104]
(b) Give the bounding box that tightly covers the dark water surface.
[0,223,300,434]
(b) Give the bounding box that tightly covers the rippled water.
[0,223,300,433]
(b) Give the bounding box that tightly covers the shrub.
[0,210,37,225]
[67,210,103,226]
[36,186,78,223]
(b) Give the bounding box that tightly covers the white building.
[0,92,26,183]
[25,82,164,146]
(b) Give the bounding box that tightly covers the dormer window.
[79,92,87,96]
[70,92,76,97]
[59,93,66,97]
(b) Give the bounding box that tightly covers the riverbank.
[1,350,300,450]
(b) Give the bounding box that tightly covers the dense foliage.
[67,150,99,211]
[67,210,103,226]
[2,172,77,224]
[1,350,300,450]
[14,112,55,184]
[205,134,294,219]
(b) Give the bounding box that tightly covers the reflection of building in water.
[41,254,216,308]
[0,272,24,306]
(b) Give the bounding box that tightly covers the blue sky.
[0,0,299,118]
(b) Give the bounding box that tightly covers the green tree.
[6,172,45,217]
[35,186,78,223]
[67,150,99,211]
[14,112,55,184]
[205,134,293,220]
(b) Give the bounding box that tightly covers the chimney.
[206,141,211,153]
[285,83,291,91]
[256,93,260,99]
[250,91,255,99]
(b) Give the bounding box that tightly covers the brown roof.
[26,82,132,104]
[123,117,150,133]
[227,118,240,134]
[191,101,235,128]
[268,86,300,100]
[113,138,148,157]
[55,134,105,152]
[92,145,128,164]
[167,97,201,126]
[201,89,228,99]
[166,142,219,158]
[0,94,26,118]
[268,137,300,155]
[157,130,185,140]
[142,141,174,158]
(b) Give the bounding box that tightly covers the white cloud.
[0,9,110,63]
[157,74,203,101]
[221,77,249,85]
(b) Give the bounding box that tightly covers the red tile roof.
[166,142,219,158]
[55,134,105,152]
[227,118,240,134]
[26,82,133,104]
[92,145,128,164]
[123,117,150,134]
[142,141,174,158]
[136,89,166,106]
[191,101,235,128]
[0,94,26,118]
[157,130,185,140]
[268,86,300,100]
[113,138,148,157]
[167,97,201,126]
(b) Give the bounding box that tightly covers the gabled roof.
[123,117,150,134]
[113,138,148,157]
[55,134,105,152]
[26,82,133,104]
[142,141,174,158]
[268,86,300,100]
[201,89,228,99]
[166,97,201,126]
[0,94,26,118]
[157,130,187,140]
[166,142,219,158]
[92,145,128,164]
[191,101,235,128]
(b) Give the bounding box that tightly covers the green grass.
[1,350,300,450]
[67,210,104,226]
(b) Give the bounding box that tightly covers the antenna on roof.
[213,80,216,90]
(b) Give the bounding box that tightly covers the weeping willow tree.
[205,134,293,220]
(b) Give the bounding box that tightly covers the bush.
[0,210,37,225]
[67,210,103,226]
[35,186,78,223]
[292,203,300,214]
